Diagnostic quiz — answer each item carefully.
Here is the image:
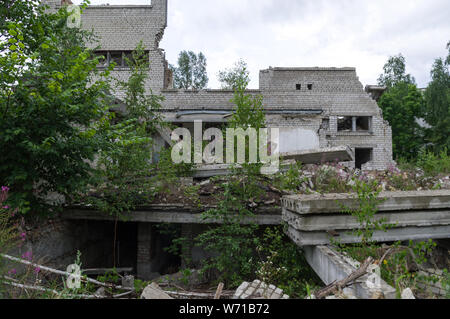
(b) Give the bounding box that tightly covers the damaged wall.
[64,0,394,170]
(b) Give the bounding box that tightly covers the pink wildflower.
[22,251,32,261]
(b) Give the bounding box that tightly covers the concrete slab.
[287,225,450,246]
[303,245,396,299]
[282,190,450,215]
[280,146,354,164]
[193,164,236,178]
[62,206,281,225]
[283,208,450,231]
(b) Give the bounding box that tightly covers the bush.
[416,148,450,175]
[256,226,321,298]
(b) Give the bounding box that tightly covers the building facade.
[48,0,394,170]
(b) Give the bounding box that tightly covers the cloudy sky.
[73,0,450,89]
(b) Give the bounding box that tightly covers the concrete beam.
[287,225,450,246]
[303,245,396,299]
[282,190,450,215]
[62,207,281,225]
[283,208,450,231]
[193,164,236,178]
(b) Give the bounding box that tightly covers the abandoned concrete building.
[47,0,394,171]
[37,1,407,283]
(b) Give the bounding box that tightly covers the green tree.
[378,83,425,159]
[0,1,115,213]
[377,54,424,160]
[170,51,208,89]
[218,59,250,90]
[86,42,166,218]
[377,54,415,89]
[424,43,450,153]
[196,60,266,286]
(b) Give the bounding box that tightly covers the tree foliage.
[377,54,424,160]
[424,43,450,153]
[377,54,415,89]
[0,0,116,213]
[85,42,166,218]
[170,51,208,90]
[218,59,250,90]
[196,60,266,286]
[378,83,424,160]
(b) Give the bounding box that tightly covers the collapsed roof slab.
[62,205,281,225]
[192,146,354,178]
[279,146,354,164]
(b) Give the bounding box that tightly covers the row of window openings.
[296,84,313,91]
[321,117,372,132]
[94,51,149,68]
[337,116,371,132]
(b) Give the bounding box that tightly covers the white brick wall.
[67,0,394,170]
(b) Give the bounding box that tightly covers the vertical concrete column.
[137,223,153,280]
[352,117,357,132]
[180,224,194,269]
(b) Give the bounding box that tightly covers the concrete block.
[304,245,396,299]
[282,190,450,215]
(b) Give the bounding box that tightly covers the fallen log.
[314,257,374,299]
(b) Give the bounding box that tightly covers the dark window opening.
[109,51,123,67]
[307,84,313,90]
[94,50,149,69]
[296,84,301,90]
[355,148,373,170]
[356,117,370,131]
[95,51,108,68]
[338,116,372,132]
[321,118,330,130]
[338,116,353,131]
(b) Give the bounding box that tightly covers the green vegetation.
[170,51,209,90]
[217,59,250,90]
[0,1,115,214]
[378,43,450,162]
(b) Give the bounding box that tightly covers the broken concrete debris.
[401,288,416,299]
[140,282,173,299]
[233,280,289,299]
[121,275,135,290]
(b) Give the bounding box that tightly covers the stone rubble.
[233,280,289,299]
[401,288,416,299]
[141,282,173,299]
